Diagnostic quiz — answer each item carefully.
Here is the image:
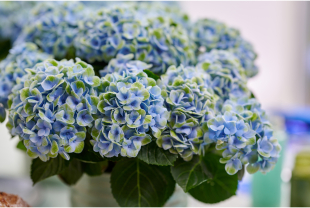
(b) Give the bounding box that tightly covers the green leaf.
[82,161,108,176]
[31,156,68,185]
[188,153,238,204]
[137,141,178,166]
[143,69,160,80]
[111,159,175,207]
[171,155,210,192]
[58,158,83,185]
[16,141,27,152]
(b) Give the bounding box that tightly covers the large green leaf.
[31,156,67,185]
[58,158,83,185]
[111,159,175,207]
[170,155,210,192]
[82,161,108,176]
[188,153,239,204]
[137,142,178,166]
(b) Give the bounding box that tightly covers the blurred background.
[1,1,310,207]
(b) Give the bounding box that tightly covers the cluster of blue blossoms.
[7,59,100,161]
[91,66,169,158]
[0,43,51,109]
[75,5,196,74]
[15,1,85,59]
[157,65,215,161]
[156,53,280,174]
[0,1,280,176]
[197,50,250,105]
[191,18,258,78]
[204,96,281,174]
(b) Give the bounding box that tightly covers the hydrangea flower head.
[202,96,281,175]
[75,5,196,74]
[7,58,100,161]
[156,66,215,161]
[0,42,51,111]
[191,18,258,78]
[15,1,85,59]
[90,67,168,158]
[197,50,250,105]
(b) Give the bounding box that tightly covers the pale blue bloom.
[191,18,258,78]
[156,68,215,161]
[91,68,168,158]
[7,59,100,161]
[15,2,85,59]
[202,96,281,175]
[75,5,196,74]
[197,50,250,104]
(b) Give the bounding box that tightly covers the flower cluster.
[203,96,281,174]
[90,69,168,158]
[99,53,152,77]
[7,59,100,161]
[0,43,51,111]
[15,1,85,59]
[190,18,258,78]
[197,50,250,106]
[156,66,215,161]
[75,5,196,74]
[0,2,35,42]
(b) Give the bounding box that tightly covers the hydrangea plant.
[0,1,281,207]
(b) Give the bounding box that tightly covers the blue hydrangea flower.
[156,66,215,161]
[0,43,51,113]
[75,5,196,74]
[90,69,168,158]
[197,50,250,106]
[6,59,100,161]
[202,96,281,175]
[99,53,152,77]
[0,2,35,42]
[15,1,85,59]
[190,18,258,78]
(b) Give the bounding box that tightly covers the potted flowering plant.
[0,1,281,207]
